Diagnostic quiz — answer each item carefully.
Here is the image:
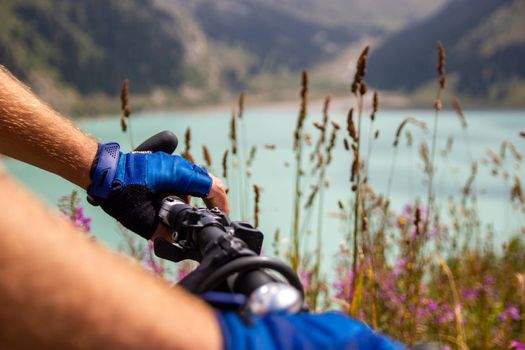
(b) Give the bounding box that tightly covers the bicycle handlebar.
[155,196,305,314]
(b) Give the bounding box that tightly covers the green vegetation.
[368,0,525,107]
[57,39,524,349]
[1,0,523,110]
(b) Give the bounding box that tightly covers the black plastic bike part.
[194,256,304,298]
[155,196,304,300]
[134,130,178,154]
[233,270,278,297]
[157,197,263,261]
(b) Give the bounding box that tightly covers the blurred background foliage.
[2,0,524,115]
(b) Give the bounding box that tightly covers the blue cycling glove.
[88,142,212,239]
[217,311,404,350]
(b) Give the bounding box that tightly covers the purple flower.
[428,299,439,312]
[299,270,312,293]
[461,287,481,301]
[143,241,164,275]
[510,340,525,350]
[436,303,455,324]
[333,270,354,301]
[499,304,521,322]
[483,275,495,286]
[60,205,92,233]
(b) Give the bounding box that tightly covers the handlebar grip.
[233,270,278,296]
[134,130,178,154]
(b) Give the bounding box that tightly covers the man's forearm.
[0,169,222,350]
[0,65,97,189]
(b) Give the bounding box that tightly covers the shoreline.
[74,92,525,121]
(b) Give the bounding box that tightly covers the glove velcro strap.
[88,143,121,199]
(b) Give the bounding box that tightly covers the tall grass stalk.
[350,46,370,288]
[291,70,309,272]
[427,41,447,221]
[120,79,135,149]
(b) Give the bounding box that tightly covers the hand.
[204,174,230,214]
[88,142,229,239]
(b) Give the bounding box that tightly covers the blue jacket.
[217,311,404,350]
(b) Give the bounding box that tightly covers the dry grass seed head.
[344,138,350,151]
[486,148,503,167]
[120,116,127,132]
[452,97,467,128]
[120,79,129,113]
[305,133,313,146]
[323,96,331,119]
[414,206,421,235]
[434,99,442,112]
[351,45,370,95]
[463,161,478,197]
[247,145,257,167]
[419,142,431,175]
[436,41,447,89]
[361,209,368,232]
[371,91,379,121]
[305,185,319,208]
[202,145,212,167]
[238,92,245,119]
[313,121,325,131]
[347,108,358,142]
[316,152,324,169]
[511,176,524,205]
[253,184,261,227]
[394,117,428,147]
[222,150,229,178]
[184,127,191,153]
[501,141,522,162]
[230,110,237,155]
[294,70,309,151]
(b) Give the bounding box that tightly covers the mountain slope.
[0,0,205,95]
[172,0,449,90]
[367,0,525,102]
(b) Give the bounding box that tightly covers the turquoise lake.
[4,105,524,264]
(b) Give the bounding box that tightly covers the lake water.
[4,104,524,264]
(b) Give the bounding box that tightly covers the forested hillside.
[0,0,204,95]
[367,0,525,104]
[1,0,521,111]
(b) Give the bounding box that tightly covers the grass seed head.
[202,145,212,167]
[222,149,229,178]
[371,91,379,121]
[344,138,350,151]
[436,41,447,89]
[238,92,245,119]
[452,97,467,128]
[253,184,261,227]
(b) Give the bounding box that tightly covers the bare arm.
[0,65,229,212]
[0,65,98,189]
[0,167,222,350]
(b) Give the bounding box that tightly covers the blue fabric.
[89,143,212,199]
[217,311,405,350]
[88,143,121,198]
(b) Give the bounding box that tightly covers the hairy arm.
[0,65,229,213]
[0,65,98,189]
[0,168,222,350]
